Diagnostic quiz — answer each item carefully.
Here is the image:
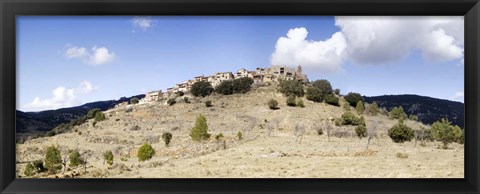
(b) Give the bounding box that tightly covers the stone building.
[141,90,163,103]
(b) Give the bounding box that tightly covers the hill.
[363,95,464,128]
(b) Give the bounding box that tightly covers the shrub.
[334,89,340,95]
[305,87,325,102]
[24,163,35,177]
[103,150,114,165]
[69,150,83,167]
[215,80,235,95]
[191,81,214,97]
[388,120,414,143]
[184,97,190,103]
[190,114,211,141]
[233,77,254,93]
[408,114,418,121]
[268,99,279,110]
[369,102,380,116]
[167,98,176,106]
[389,106,407,120]
[162,132,173,147]
[430,118,463,149]
[176,91,185,97]
[236,131,243,140]
[130,97,139,104]
[278,80,304,97]
[311,79,333,95]
[286,96,296,107]
[344,92,364,107]
[343,102,351,111]
[355,125,367,138]
[32,160,45,173]
[92,121,97,127]
[396,152,409,159]
[338,112,361,126]
[137,143,155,162]
[215,133,224,141]
[324,94,339,106]
[44,145,62,174]
[297,99,305,108]
[94,111,106,122]
[356,101,365,115]
[87,108,101,119]
[205,100,212,107]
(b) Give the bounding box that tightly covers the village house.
[140,90,163,103]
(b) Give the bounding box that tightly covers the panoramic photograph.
[16,16,464,178]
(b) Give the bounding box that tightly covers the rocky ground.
[15,85,464,178]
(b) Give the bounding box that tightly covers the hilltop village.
[138,65,308,104]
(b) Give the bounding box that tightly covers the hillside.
[363,95,464,128]
[15,85,463,178]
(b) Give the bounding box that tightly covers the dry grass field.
[15,85,464,178]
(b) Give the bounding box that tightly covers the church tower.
[297,64,302,74]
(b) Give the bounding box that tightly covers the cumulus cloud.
[270,27,347,72]
[65,45,116,65]
[23,81,98,112]
[451,91,464,102]
[132,17,154,31]
[334,16,464,65]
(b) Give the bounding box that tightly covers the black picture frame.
[1,0,479,193]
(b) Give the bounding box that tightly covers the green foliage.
[215,80,235,95]
[311,79,333,95]
[184,97,190,103]
[389,106,407,120]
[305,87,325,102]
[24,163,35,177]
[334,88,340,95]
[87,108,101,119]
[369,102,380,116]
[344,92,364,107]
[69,150,83,167]
[167,98,176,106]
[278,80,304,97]
[137,143,155,162]
[356,101,365,115]
[215,133,224,141]
[130,97,139,104]
[268,99,279,110]
[94,111,106,122]
[355,125,367,138]
[324,94,339,106]
[430,118,463,149]
[32,160,45,173]
[205,100,212,107]
[176,91,185,96]
[286,96,296,107]
[44,145,62,174]
[388,120,414,143]
[343,102,351,111]
[337,112,363,126]
[162,132,173,147]
[297,99,305,108]
[103,150,114,165]
[408,114,418,121]
[92,121,97,127]
[236,131,243,140]
[191,81,214,97]
[215,77,254,95]
[190,114,211,141]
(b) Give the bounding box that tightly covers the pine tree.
[190,114,211,141]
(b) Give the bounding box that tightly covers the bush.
[337,112,362,126]
[184,97,190,103]
[396,152,409,159]
[311,79,333,95]
[356,101,365,115]
[32,160,45,173]
[205,100,212,107]
[44,145,62,174]
[430,118,463,149]
[167,98,176,106]
[305,87,325,102]
[389,106,407,120]
[343,102,351,111]
[369,102,380,116]
[388,120,414,143]
[87,108,101,119]
[334,89,340,95]
[191,81,214,97]
[94,111,106,122]
[344,92,364,107]
[190,114,211,141]
[278,80,304,97]
[324,94,339,106]
[236,131,243,140]
[176,91,185,96]
[69,150,83,167]
[233,77,254,93]
[137,143,155,162]
[286,96,296,107]
[215,133,224,141]
[162,132,173,147]
[297,99,305,108]
[103,150,114,165]
[355,125,367,138]
[268,99,279,110]
[24,163,35,176]
[215,80,234,95]
[408,114,418,121]
[130,97,139,104]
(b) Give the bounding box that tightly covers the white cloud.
[451,91,464,102]
[334,16,464,65]
[132,17,154,31]
[65,45,116,66]
[23,81,98,112]
[270,27,347,72]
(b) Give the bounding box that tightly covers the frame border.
[1,0,479,193]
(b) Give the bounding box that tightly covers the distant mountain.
[16,94,145,134]
[363,94,464,128]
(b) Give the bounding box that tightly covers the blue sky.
[17,16,464,112]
